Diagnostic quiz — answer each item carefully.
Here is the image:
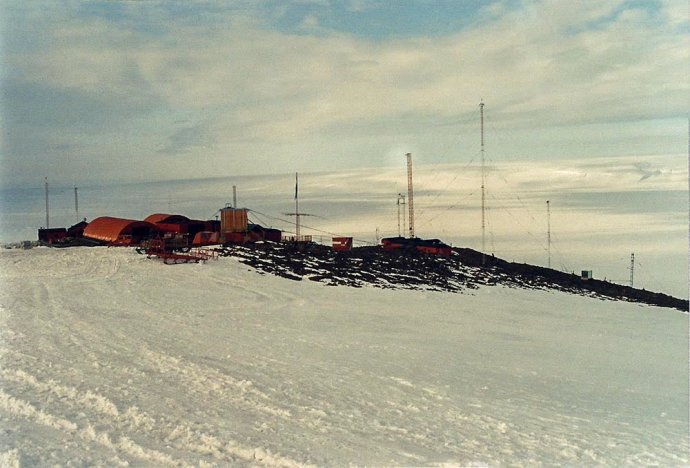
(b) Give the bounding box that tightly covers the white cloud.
[2,1,688,186]
[660,0,689,27]
[346,0,379,13]
[300,13,321,30]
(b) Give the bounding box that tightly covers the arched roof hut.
[83,217,158,245]
[144,214,191,225]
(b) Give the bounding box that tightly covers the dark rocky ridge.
[215,242,688,312]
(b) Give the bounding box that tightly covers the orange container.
[220,208,248,233]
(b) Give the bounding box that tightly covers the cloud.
[346,0,379,13]
[1,0,687,188]
[158,121,215,155]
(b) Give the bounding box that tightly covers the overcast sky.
[1,0,688,188]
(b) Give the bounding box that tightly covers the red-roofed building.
[83,217,158,245]
[144,213,216,240]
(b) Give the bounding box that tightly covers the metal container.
[220,208,248,233]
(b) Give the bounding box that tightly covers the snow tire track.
[140,347,292,419]
[0,366,302,466]
[1,247,687,466]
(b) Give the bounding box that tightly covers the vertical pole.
[233,185,237,208]
[630,253,635,287]
[406,153,414,238]
[401,194,406,236]
[397,193,407,237]
[295,172,300,239]
[547,200,551,269]
[397,195,401,237]
[480,101,486,265]
[45,177,49,228]
[74,186,79,221]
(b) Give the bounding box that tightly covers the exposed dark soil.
[215,242,688,313]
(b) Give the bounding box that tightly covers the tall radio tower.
[480,101,486,264]
[547,200,551,268]
[406,153,415,238]
[629,253,635,287]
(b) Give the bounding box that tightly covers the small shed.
[332,237,353,251]
[83,217,158,245]
[67,220,89,238]
[38,228,67,244]
[192,231,221,246]
[248,224,282,243]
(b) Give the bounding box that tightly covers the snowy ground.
[0,247,687,466]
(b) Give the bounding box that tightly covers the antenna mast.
[401,194,406,237]
[629,253,635,287]
[480,101,486,264]
[406,153,415,238]
[295,173,300,238]
[284,172,315,241]
[397,193,407,237]
[45,177,50,228]
[547,200,551,268]
[74,186,79,221]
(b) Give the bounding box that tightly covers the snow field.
[0,247,687,466]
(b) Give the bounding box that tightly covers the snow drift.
[0,247,687,466]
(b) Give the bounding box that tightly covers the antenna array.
[284,172,315,240]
